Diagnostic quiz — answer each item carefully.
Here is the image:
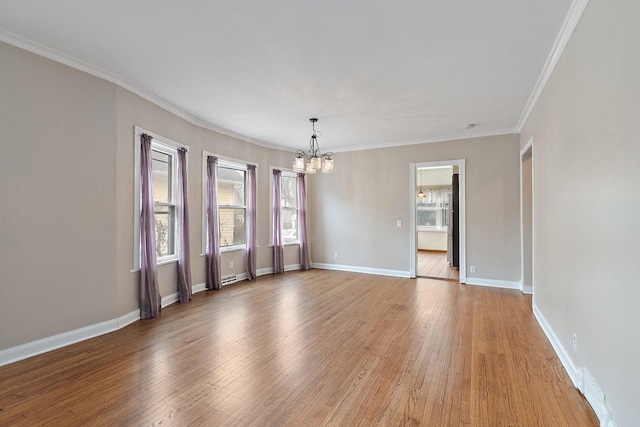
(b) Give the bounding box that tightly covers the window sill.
[417,227,448,233]
[198,246,261,257]
[158,257,179,266]
[267,242,300,247]
[130,256,178,272]
[221,245,246,253]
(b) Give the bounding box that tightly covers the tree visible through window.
[281,173,298,243]
[151,147,176,258]
[217,166,246,247]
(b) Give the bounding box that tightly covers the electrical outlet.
[334,252,339,259]
[397,220,402,227]
[229,261,233,269]
[572,333,578,351]
[470,265,476,274]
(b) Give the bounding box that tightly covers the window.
[217,164,246,249]
[417,187,451,231]
[281,174,298,243]
[151,147,177,259]
[133,127,186,270]
[201,154,254,253]
[270,170,300,245]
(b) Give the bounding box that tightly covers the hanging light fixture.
[417,169,426,199]
[293,118,334,174]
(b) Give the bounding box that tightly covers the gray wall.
[520,0,640,424]
[0,42,118,348]
[308,134,522,282]
[0,41,301,351]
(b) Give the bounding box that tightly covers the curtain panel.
[297,173,311,270]
[245,165,257,280]
[177,147,192,303]
[206,156,222,290]
[272,169,284,274]
[140,134,161,318]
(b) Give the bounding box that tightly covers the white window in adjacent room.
[416,187,450,231]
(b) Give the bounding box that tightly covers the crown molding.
[515,0,591,132]
[2,29,528,154]
[329,128,516,153]
[0,29,293,152]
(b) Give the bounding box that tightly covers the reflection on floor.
[418,250,459,281]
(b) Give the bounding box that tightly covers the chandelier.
[293,118,334,174]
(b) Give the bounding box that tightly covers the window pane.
[152,150,172,203]
[218,167,245,206]
[442,204,450,227]
[281,176,297,208]
[154,205,175,257]
[219,207,245,247]
[283,207,298,243]
[417,209,437,227]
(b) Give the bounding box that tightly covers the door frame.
[410,159,466,282]
[520,136,535,296]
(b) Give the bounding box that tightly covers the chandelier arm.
[309,135,316,154]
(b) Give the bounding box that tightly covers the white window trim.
[200,151,257,256]
[269,166,303,247]
[132,126,188,272]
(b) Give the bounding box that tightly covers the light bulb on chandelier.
[293,118,334,174]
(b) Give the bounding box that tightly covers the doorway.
[416,166,457,280]
[410,160,466,282]
[520,138,534,295]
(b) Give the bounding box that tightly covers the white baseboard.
[161,292,180,308]
[285,263,301,272]
[1,268,300,367]
[465,277,521,290]
[257,267,273,276]
[521,284,533,294]
[532,304,581,387]
[193,282,207,294]
[257,264,301,276]
[311,262,411,278]
[0,281,209,367]
[117,310,140,329]
[533,303,615,427]
[0,318,117,367]
[582,367,615,427]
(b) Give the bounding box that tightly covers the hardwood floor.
[0,270,597,426]
[418,250,460,281]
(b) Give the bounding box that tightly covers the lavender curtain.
[206,156,222,290]
[140,134,161,318]
[245,164,257,280]
[272,169,284,274]
[177,147,192,303]
[297,173,311,270]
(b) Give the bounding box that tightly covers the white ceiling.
[0,0,573,152]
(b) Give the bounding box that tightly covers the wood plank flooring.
[0,270,597,426]
[418,250,460,281]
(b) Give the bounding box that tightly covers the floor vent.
[221,275,237,285]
